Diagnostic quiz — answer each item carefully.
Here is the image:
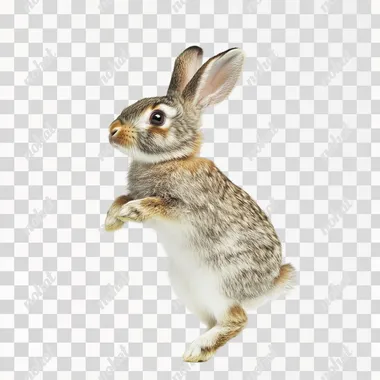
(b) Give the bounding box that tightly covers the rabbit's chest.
[128,163,172,198]
[128,176,172,200]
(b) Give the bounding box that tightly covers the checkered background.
[0,0,378,379]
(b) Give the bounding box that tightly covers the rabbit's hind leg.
[182,304,247,363]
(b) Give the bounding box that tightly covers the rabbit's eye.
[149,110,166,126]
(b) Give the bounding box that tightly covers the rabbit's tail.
[242,263,297,311]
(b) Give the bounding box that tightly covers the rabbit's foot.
[105,195,133,231]
[183,305,247,363]
[182,335,217,363]
[117,197,167,223]
[105,213,124,232]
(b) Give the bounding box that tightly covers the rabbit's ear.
[167,46,203,96]
[182,48,244,109]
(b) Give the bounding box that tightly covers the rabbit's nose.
[109,120,122,138]
[110,127,120,137]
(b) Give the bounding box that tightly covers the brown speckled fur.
[105,46,295,362]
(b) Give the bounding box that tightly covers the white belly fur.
[145,219,233,324]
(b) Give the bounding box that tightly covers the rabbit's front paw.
[118,200,145,222]
[117,197,169,223]
[107,195,161,227]
[105,212,124,231]
[104,195,132,231]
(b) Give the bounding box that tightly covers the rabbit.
[104,46,296,362]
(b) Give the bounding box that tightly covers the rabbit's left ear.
[167,46,203,96]
[182,48,245,109]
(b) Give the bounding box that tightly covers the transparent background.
[0,0,378,379]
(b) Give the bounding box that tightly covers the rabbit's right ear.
[167,46,203,96]
[182,48,244,109]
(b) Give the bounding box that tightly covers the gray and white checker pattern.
[0,0,378,379]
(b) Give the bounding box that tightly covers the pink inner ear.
[198,54,241,106]
[185,54,203,91]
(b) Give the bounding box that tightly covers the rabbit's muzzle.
[109,119,136,148]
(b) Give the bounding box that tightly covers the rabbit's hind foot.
[182,304,247,362]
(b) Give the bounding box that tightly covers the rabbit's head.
[109,46,244,163]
